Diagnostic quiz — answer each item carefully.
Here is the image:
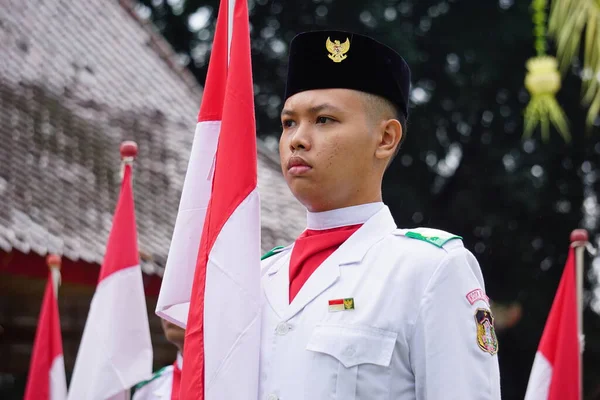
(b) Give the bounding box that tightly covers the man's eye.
[282,119,296,128]
[316,116,333,124]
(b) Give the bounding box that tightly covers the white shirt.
[259,204,501,400]
[132,353,182,400]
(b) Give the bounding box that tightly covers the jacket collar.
[262,206,397,320]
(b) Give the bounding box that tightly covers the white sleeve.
[409,246,501,400]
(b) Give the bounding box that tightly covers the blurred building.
[0,0,304,397]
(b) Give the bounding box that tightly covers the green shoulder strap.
[261,246,285,261]
[404,229,462,248]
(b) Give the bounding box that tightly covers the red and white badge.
[328,298,355,312]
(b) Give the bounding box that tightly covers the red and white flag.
[68,148,153,400]
[525,247,580,400]
[24,258,67,400]
[156,0,261,398]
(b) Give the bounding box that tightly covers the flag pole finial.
[120,141,138,162]
[46,254,62,294]
[120,141,138,179]
[46,253,62,270]
[570,229,589,246]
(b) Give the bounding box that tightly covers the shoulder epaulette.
[401,228,462,248]
[261,246,285,261]
[134,366,168,390]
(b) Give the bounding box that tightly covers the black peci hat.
[284,30,411,118]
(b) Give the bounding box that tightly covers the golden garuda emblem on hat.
[326,37,350,63]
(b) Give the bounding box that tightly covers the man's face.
[279,89,379,212]
[161,318,185,352]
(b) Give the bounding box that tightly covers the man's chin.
[287,182,318,206]
[164,327,185,346]
[289,189,335,213]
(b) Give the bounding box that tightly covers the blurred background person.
[133,319,185,400]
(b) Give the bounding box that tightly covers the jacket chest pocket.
[304,324,397,400]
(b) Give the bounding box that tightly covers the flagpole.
[570,228,588,400]
[24,253,67,400]
[46,254,62,296]
[120,140,137,400]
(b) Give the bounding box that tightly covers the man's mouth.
[287,156,312,175]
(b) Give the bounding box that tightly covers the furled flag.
[155,0,261,398]
[23,254,67,400]
[67,142,152,400]
[524,247,580,400]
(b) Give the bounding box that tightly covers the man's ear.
[374,119,402,161]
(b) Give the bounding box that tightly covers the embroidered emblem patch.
[328,298,355,312]
[326,37,350,63]
[466,289,490,305]
[475,309,498,355]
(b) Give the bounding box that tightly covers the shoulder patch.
[261,246,285,261]
[475,308,498,355]
[402,228,462,248]
[134,366,168,390]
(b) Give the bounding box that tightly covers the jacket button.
[275,322,290,335]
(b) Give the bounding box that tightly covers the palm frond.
[586,90,600,127]
[548,0,575,35]
[548,0,600,129]
[553,3,588,73]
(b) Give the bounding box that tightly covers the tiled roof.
[0,0,305,275]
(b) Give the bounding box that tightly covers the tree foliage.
[136,0,600,398]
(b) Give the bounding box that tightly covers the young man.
[259,31,501,399]
[133,319,184,400]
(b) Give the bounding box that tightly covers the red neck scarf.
[171,359,181,400]
[288,224,362,303]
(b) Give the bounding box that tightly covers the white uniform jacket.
[132,354,182,400]
[259,206,501,400]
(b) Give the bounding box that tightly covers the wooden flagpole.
[570,229,588,400]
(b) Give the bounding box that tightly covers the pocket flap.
[306,324,397,368]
